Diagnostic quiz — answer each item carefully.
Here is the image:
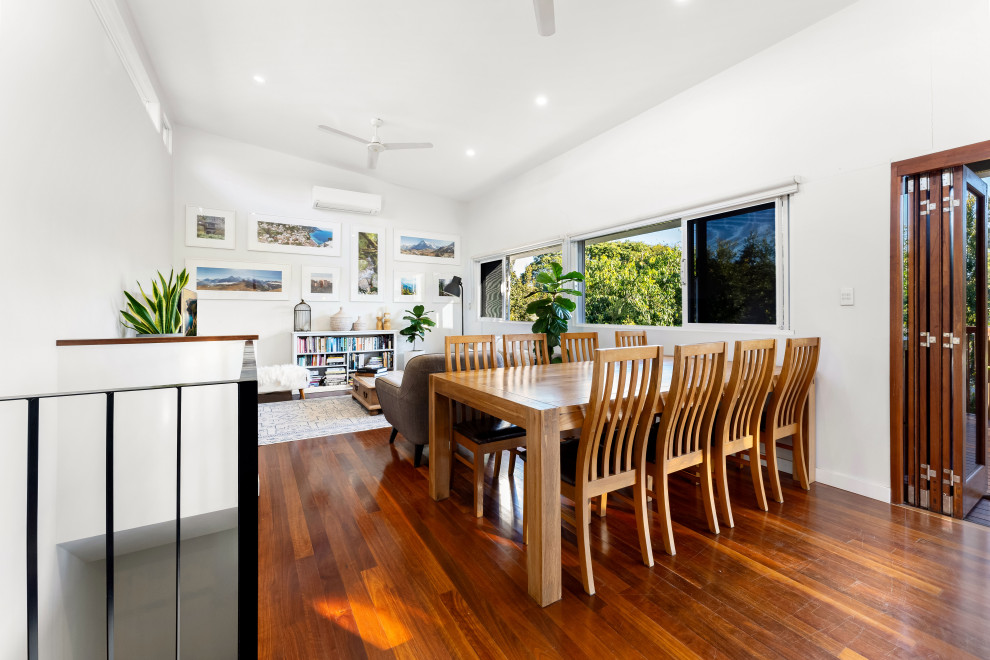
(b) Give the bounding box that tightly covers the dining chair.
[647,341,726,555]
[502,333,551,367]
[445,335,527,517]
[521,345,664,594]
[560,331,599,363]
[713,339,776,528]
[615,329,648,347]
[763,337,821,500]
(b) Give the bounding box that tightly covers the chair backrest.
[715,339,776,447]
[577,346,664,484]
[655,342,726,464]
[766,337,820,432]
[560,332,599,363]
[503,333,550,367]
[444,335,498,373]
[615,330,647,348]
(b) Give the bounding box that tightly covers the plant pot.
[401,349,425,369]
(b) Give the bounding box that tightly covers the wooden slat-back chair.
[560,332,599,363]
[445,335,526,517]
[763,337,820,499]
[647,341,726,555]
[502,333,550,367]
[522,345,663,594]
[713,339,776,528]
[615,329,648,347]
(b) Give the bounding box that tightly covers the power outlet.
[839,287,855,306]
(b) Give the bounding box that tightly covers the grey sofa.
[376,351,505,467]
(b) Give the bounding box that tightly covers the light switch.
[839,287,855,306]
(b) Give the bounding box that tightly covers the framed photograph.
[393,229,460,265]
[179,288,198,336]
[247,213,342,257]
[186,259,290,301]
[185,205,235,249]
[432,273,462,303]
[301,265,342,302]
[394,271,425,302]
[350,225,385,302]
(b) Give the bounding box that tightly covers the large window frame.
[474,183,794,331]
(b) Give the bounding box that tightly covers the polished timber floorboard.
[259,429,990,659]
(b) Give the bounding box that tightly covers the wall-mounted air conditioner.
[312,186,382,215]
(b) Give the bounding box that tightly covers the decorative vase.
[382,312,392,330]
[352,316,368,331]
[330,307,353,331]
[375,315,384,330]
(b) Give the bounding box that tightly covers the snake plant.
[120,269,190,334]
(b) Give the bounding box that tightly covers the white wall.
[464,0,990,502]
[0,0,174,656]
[172,127,466,365]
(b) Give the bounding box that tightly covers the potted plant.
[525,262,585,362]
[119,269,190,335]
[399,304,436,368]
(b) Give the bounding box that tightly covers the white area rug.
[258,395,391,445]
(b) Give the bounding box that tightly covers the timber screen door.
[900,166,988,518]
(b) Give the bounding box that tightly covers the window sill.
[475,319,794,337]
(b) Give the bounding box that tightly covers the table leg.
[429,386,452,501]
[803,380,817,485]
[524,408,561,606]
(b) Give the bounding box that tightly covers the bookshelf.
[292,330,398,393]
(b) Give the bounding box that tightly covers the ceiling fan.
[533,0,555,36]
[317,118,433,170]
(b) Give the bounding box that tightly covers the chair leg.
[522,463,528,545]
[576,493,595,595]
[413,444,424,468]
[715,450,734,528]
[388,427,398,444]
[598,494,607,517]
[657,469,675,556]
[700,451,719,535]
[763,430,784,504]
[634,475,654,568]
[792,427,810,490]
[749,444,768,511]
[508,449,517,478]
[473,450,486,517]
[298,389,306,400]
[493,450,503,478]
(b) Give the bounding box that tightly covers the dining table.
[428,357,815,607]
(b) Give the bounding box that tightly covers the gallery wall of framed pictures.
[183,202,463,309]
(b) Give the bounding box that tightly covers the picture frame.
[393,229,460,265]
[300,265,342,302]
[185,205,235,250]
[186,259,290,301]
[432,272,462,303]
[394,271,425,303]
[247,213,342,257]
[350,225,385,302]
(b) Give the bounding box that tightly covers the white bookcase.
[292,330,398,392]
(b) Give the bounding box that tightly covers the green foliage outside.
[584,241,682,326]
[695,230,776,324]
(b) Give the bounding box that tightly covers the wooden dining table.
[428,358,816,607]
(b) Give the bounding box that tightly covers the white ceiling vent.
[312,186,382,215]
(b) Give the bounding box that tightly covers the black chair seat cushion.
[516,439,581,486]
[453,417,526,444]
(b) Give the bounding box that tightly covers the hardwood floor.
[259,429,990,659]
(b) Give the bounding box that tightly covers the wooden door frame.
[890,139,990,504]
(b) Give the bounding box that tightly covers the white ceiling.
[125,0,856,202]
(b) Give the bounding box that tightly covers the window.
[582,220,682,327]
[687,202,777,324]
[479,259,504,319]
[572,193,790,329]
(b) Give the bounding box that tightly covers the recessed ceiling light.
[534,95,548,107]
[465,148,476,157]
[253,75,266,84]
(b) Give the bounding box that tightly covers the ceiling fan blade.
[317,124,368,145]
[382,142,434,150]
[367,149,380,169]
[533,0,555,36]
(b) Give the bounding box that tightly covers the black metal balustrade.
[2,341,259,660]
